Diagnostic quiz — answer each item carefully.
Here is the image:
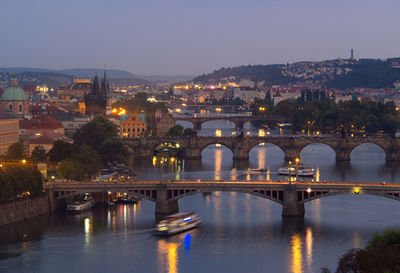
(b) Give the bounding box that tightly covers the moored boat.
[67,196,95,212]
[154,212,201,236]
[278,164,314,177]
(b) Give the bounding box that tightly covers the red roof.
[30,133,72,145]
[20,115,63,130]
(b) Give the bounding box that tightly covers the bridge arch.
[201,119,237,129]
[301,191,400,204]
[53,188,157,203]
[167,189,284,205]
[248,141,286,164]
[350,142,386,161]
[299,142,337,162]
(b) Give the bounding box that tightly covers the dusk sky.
[1,0,399,76]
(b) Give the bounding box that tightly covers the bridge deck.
[46,180,400,191]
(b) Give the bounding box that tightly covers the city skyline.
[1,0,399,76]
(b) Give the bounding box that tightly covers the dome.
[1,86,28,101]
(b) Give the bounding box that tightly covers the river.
[1,120,400,273]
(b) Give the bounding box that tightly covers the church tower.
[84,69,112,115]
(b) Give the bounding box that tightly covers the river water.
[1,120,400,273]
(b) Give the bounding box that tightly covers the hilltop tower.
[350,48,354,60]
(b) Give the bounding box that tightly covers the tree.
[99,141,129,164]
[6,142,25,161]
[6,166,43,197]
[73,115,119,152]
[48,140,76,163]
[183,128,196,137]
[331,229,400,273]
[57,160,83,181]
[0,169,12,202]
[57,146,102,181]
[167,125,184,136]
[30,145,48,162]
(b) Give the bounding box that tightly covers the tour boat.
[66,197,95,212]
[154,212,201,236]
[278,164,314,177]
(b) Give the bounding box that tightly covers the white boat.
[154,212,201,236]
[278,164,314,177]
[67,197,95,212]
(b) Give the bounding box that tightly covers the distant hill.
[59,68,136,79]
[193,64,289,86]
[192,58,400,89]
[0,67,137,79]
[137,75,195,83]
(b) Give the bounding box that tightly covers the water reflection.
[290,233,303,273]
[157,232,195,273]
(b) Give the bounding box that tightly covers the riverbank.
[0,197,50,226]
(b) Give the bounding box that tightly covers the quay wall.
[0,197,52,226]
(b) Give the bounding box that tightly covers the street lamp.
[295,157,300,181]
[288,161,292,184]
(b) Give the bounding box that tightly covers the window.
[18,105,22,112]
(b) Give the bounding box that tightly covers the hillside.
[192,58,400,89]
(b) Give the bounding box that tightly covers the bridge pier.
[155,184,179,215]
[282,187,305,217]
[185,148,202,160]
[386,151,400,161]
[136,147,154,160]
[194,121,202,131]
[236,121,244,130]
[335,150,351,161]
[284,149,300,162]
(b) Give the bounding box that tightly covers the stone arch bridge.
[174,115,282,130]
[46,180,400,216]
[125,135,400,162]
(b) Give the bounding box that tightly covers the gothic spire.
[91,75,100,95]
[101,64,109,96]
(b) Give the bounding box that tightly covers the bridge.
[46,180,400,216]
[173,114,283,130]
[125,135,400,162]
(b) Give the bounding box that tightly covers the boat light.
[183,217,192,222]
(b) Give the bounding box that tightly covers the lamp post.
[288,161,292,184]
[295,157,300,181]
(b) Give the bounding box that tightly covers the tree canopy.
[0,166,44,202]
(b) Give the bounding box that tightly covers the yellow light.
[354,187,360,194]
[306,187,312,193]
[21,159,27,164]
[259,107,266,111]
[216,107,222,112]
[175,108,181,113]
[112,108,117,113]
[170,157,175,162]
[295,158,300,164]
[223,86,227,90]
[216,129,222,137]
[258,129,265,137]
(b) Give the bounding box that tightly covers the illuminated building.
[57,78,91,102]
[19,114,64,138]
[0,112,19,155]
[120,113,147,138]
[28,133,72,156]
[0,77,30,116]
[153,111,176,136]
